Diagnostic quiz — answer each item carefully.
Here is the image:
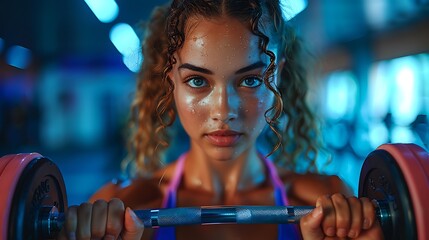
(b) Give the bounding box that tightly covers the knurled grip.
[133,206,315,227]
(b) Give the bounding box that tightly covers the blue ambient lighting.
[110,23,142,72]
[0,38,4,53]
[84,0,119,23]
[280,0,308,20]
[6,45,32,69]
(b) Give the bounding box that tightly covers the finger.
[299,199,324,240]
[91,200,108,238]
[105,198,125,239]
[63,206,78,240]
[121,207,145,240]
[360,197,376,230]
[331,193,350,238]
[76,202,92,240]
[347,196,362,238]
[320,194,336,237]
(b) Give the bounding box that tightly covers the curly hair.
[126,0,322,176]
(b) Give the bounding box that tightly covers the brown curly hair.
[126,0,322,177]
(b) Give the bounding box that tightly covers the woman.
[58,0,383,239]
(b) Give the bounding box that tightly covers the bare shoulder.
[279,170,353,205]
[89,161,179,209]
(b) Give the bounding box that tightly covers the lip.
[205,130,242,147]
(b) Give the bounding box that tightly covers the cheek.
[175,89,196,118]
[174,88,209,131]
[242,91,275,127]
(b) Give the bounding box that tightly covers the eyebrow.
[178,63,213,74]
[178,61,267,75]
[235,61,267,74]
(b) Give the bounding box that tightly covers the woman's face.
[170,16,280,161]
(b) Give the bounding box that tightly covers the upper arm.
[88,178,165,209]
[287,173,353,205]
[89,181,121,202]
[326,175,353,196]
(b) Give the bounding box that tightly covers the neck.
[183,146,267,202]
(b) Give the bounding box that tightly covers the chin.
[205,146,245,162]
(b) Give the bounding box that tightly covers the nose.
[210,85,238,123]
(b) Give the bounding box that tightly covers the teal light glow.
[84,0,119,23]
[391,126,415,143]
[390,56,421,126]
[325,71,357,120]
[368,121,389,149]
[109,23,140,56]
[123,52,143,73]
[368,61,390,120]
[110,23,142,72]
[280,0,308,20]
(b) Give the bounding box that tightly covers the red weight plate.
[0,154,16,177]
[0,153,42,240]
[8,156,68,239]
[378,144,429,240]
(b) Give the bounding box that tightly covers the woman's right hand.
[57,198,144,240]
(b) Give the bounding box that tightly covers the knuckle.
[93,199,108,205]
[322,194,332,200]
[79,202,92,209]
[347,197,361,210]
[318,194,331,206]
[93,199,108,210]
[331,193,345,203]
[67,205,78,213]
[347,196,360,205]
[109,198,125,209]
[359,197,371,204]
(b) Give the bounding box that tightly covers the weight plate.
[7,155,68,240]
[378,144,429,240]
[359,147,416,240]
[0,153,42,240]
[0,154,18,239]
[0,154,15,177]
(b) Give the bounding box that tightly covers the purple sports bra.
[154,153,301,240]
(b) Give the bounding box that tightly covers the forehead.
[184,16,258,51]
[176,16,274,69]
[185,16,251,36]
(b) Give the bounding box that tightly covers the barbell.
[0,143,428,240]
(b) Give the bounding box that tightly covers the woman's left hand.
[300,193,384,239]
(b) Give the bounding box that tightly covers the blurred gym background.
[1,0,428,205]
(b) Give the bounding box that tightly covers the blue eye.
[186,77,208,88]
[240,76,263,88]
